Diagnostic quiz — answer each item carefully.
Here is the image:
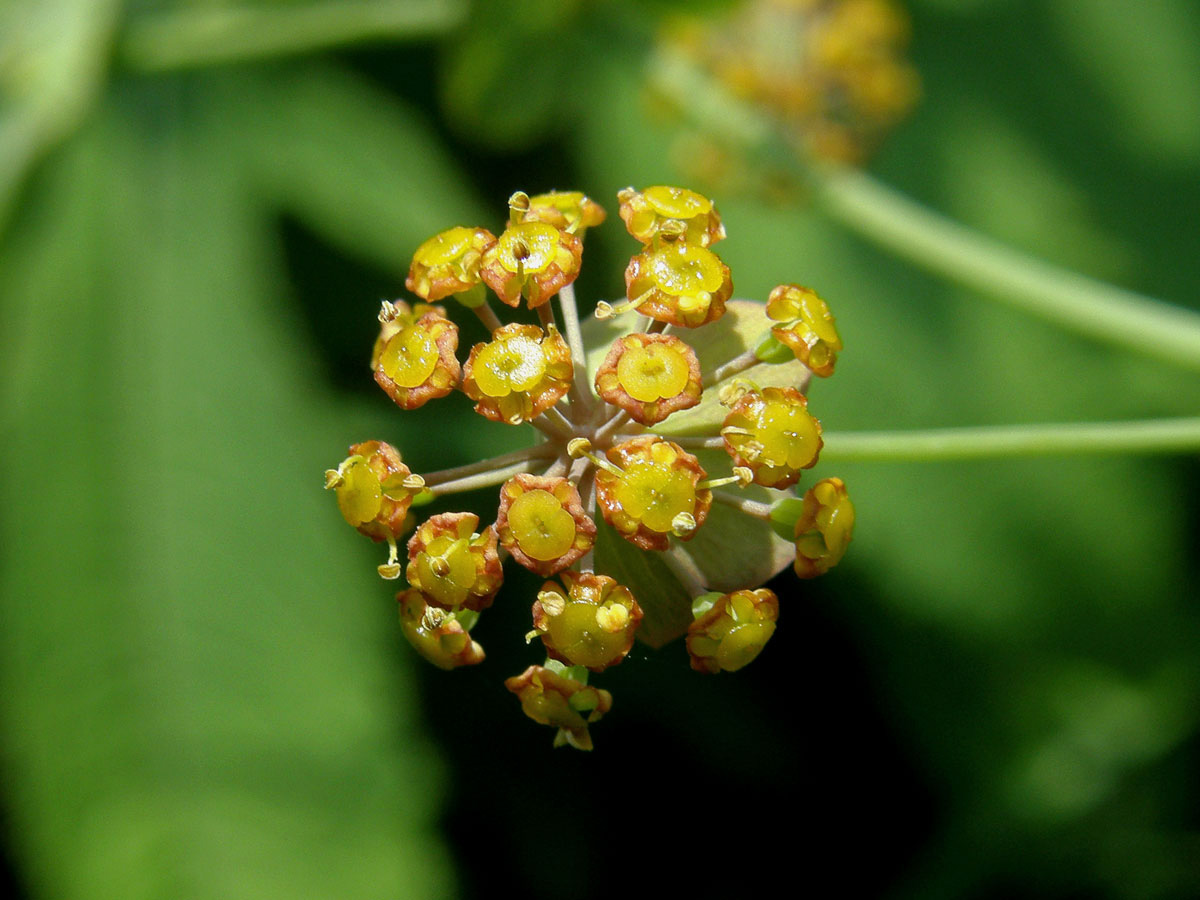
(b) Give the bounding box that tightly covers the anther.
[378,299,399,323]
[537,590,566,616]
[323,468,344,490]
[567,437,592,458]
[402,474,426,490]
[430,556,451,578]
[508,191,530,221]
[671,511,697,537]
[421,606,448,630]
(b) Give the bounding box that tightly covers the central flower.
[462,323,572,423]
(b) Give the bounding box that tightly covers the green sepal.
[452,609,480,632]
[564,665,589,685]
[453,283,486,309]
[754,332,795,364]
[691,592,724,620]
[769,497,806,541]
[568,691,599,713]
[410,488,436,507]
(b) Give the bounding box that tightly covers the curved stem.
[820,417,1200,462]
[812,166,1200,374]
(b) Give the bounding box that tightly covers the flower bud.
[505,664,613,750]
[398,589,485,669]
[793,477,855,578]
[686,588,779,673]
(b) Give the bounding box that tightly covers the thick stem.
[820,417,1200,462]
[813,166,1200,374]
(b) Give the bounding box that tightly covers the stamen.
[323,468,344,490]
[670,511,697,537]
[567,437,623,477]
[711,491,773,520]
[377,536,402,580]
[378,299,399,323]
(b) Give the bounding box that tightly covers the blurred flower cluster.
[325,186,854,749]
[654,0,919,192]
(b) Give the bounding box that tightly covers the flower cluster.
[326,186,855,749]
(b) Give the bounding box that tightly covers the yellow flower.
[407,512,503,611]
[623,236,732,328]
[722,385,823,488]
[479,221,582,308]
[324,440,419,541]
[462,323,573,424]
[406,226,495,302]
[793,477,855,578]
[373,305,461,409]
[523,190,607,237]
[530,572,643,672]
[617,184,726,247]
[686,589,779,673]
[765,283,842,377]
[397,589,485,670]
[593,436,713,551]
[594,332,703,426]
[495,474,596,577]
[505,664,613,751]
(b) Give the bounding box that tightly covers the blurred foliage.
[2,1,1199,899]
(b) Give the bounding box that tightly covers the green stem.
[119,0,466,72]
[820,418,1200,462]
[812,166,1200,374]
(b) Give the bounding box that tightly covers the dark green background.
[2,1,1198,897]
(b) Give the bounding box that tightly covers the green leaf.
[0,85,452,899]
[0,0,122,235]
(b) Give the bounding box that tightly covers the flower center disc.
[335,457,382,526]
[475,336,547,396]
[617,344,690,402]
[497,222,559,273]
[615,461,695,533]
[510,490,576,561]
[417,226,475,265]
[644,185,711,218]
[758,402,821,468]
[648,243,723,297]
[380,326,439,388]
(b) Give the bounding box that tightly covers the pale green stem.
[820,418,1200,462]
[703,347,761,389]
[671,435,725,450]
[712,491,772,520]
[812,166,1200,374]
[662,544,709,597]
[539,405,575,436]
[428,459,546,497]
[119,0,466,71]
[594,409,632,444]
[421,444,556,487]
[557,283,594,416]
